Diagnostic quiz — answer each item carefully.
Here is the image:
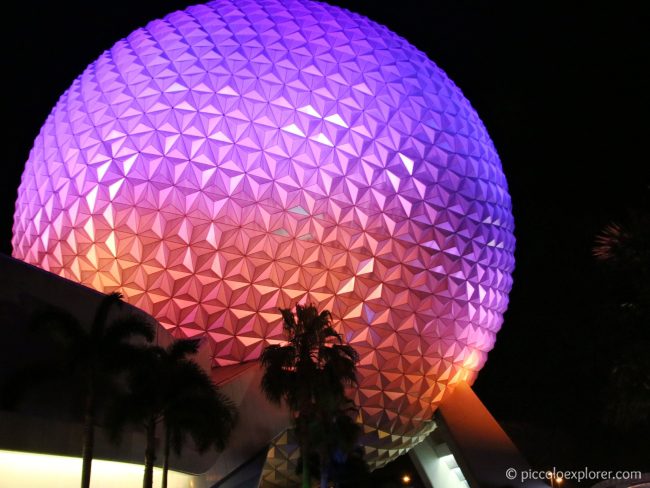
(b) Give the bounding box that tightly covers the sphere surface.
[12,0,514,467]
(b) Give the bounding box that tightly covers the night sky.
[2,0,648,473]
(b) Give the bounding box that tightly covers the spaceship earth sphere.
[12,0,515,467]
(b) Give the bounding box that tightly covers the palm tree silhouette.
[108,338,237,488]
[594,209,650,431]
[4,292,156,488]
[260,304,360,488]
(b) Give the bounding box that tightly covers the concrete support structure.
[411,382,545,488]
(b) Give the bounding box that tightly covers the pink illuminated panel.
[12,0,515,467]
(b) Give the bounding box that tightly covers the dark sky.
[2,0,648,471]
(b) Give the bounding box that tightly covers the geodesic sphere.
[12,0,515,467]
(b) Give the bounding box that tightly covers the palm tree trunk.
[143,417,157,488]
[319,456,328,488]
[162,426,171,488]
[302,455,311,488]
[301,438,310,488]
[80,380,95,488]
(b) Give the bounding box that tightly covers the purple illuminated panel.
[12,0,515,467]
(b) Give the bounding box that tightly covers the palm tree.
[5,292,156,488]
[159,341,237,488]
[108,338,237,488]
[593,217,650,271]
[260,304,360,488]
[593,210,650,431]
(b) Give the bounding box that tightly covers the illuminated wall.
[0,450,197,488]
[12,0,515,467]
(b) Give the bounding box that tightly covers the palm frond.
[321,325,343,343]
[594,222,627,261]
[260,346,295,405]
[103,314,155,345]
[91,292,123,338]
[168,338,201,361]
[280,307,297,334]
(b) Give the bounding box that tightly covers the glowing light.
[0,450,196,488]
[402,473,412,484]
[12,0,514,470]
